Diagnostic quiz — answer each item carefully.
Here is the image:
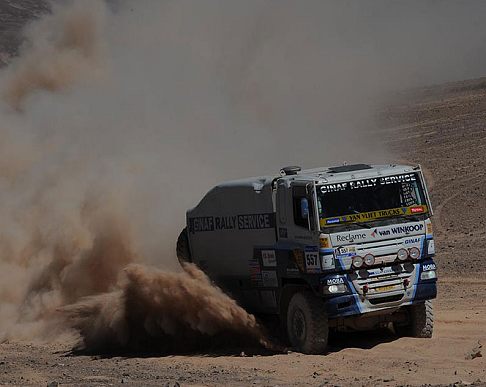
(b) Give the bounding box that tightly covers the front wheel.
[395,300,434,338]
[286,292,328,354]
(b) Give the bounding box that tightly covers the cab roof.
[214,164,421,191]
[292,163,420,185]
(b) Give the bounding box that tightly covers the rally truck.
[176,164,437,354]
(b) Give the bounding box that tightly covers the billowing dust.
[3,1,105,110]
[0,1,268,353]
[64,263,268,353]
[3,0,484,354]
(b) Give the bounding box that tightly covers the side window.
[400,181,420,206]
[292,185,314,229]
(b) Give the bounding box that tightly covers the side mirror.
[300,198,309,219]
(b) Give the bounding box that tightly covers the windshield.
[317,173,428,227]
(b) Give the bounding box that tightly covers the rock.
[47,382,58,387]
[465,340,483,360]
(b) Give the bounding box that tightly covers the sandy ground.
[1,3,486,383]
[0,279,484,386]
[1,78,486,387]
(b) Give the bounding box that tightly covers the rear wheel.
[395,300,434,338]
[286,292,328,354]
[176,227,192,265]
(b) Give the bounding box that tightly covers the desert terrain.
[1,2,486,387]
[0,0,48,66]
[1,72,485,387]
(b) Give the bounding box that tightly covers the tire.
[396,300,434,338]
[176,227,192,264]
[286,291,328,354]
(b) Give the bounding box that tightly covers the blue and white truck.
[177,164,437,354]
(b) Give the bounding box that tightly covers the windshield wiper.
[346,209,372,229]
[392,214,423,223]
[347,221,372,229]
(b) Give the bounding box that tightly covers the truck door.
[276,181,318,242]
[289,182,318,240]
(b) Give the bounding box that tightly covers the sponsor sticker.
[404,237,421,245]
[331,222,425,245]
[410,206,425,214]
[338,246,356,255]
[188,216,214,233]
[189,213,276,233]
[248,259,262,286]
[423,263,436,271]
[320,173,417,194]
[304,246,321,273]
[335,233,367,243]
[336,246,357,260]
[326,277,344,286]
[322,254,335,270]
[292,249,305,272]
[261,250,277,267]
[319,235,331,248]
[320,205,428,227]
[391,224,424,234]
[261,270,278,287]
[326,217,341,224]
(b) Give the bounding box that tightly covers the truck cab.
[178,164,437,354]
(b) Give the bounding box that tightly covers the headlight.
[364,253,375,266]
[352,255,364,268]
[397,248,408,261]
[409,247,421,260]
[324,283,348,294]
[420,270,437,280]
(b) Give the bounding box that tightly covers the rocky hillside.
[0,0,49,65]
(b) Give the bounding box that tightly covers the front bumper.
[322,259,437,319]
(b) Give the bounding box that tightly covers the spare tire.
[176,227,192,265]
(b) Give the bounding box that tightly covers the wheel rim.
[292,308,306,342]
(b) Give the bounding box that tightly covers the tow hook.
[361,284,369,300]
[403,278,410,289]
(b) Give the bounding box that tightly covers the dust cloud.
[0,1,272,349]
[64,263,268,353]
[0,0,485,351]
[3,1,106,110]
